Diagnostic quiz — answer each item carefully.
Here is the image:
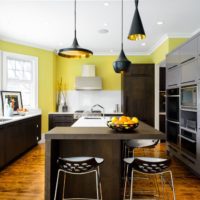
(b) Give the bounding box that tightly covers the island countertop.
[45,121,165,140]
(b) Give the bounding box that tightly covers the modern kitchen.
[0,0,200,200]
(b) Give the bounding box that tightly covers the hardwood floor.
[0,143,200,200]
[0,144,44,200]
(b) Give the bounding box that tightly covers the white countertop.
[72,116,110,127]
[49,112,123,115]
[0,111,42,125]
[49,112,74,115]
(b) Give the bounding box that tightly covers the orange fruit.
[132,117,139,124]
[119,116,128,123]
[111,116,118,123]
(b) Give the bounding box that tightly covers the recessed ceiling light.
[104,23,108,27]
[157,21,163,25]
[98,29,109,34]
[104,2,109,6]
[141,42,146,46]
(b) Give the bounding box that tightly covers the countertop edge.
[0,112,42,126]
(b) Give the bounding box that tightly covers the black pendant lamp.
[113,0,131,73]
[128,0,146,41]
[58,0,93,59]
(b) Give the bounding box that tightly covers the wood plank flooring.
[0,143,199,200]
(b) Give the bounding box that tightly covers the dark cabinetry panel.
[122,64,155,127]
[49,114,75,130]
[0,127,5,167]
[0,115,41,169]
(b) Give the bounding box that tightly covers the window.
[1,51,38,109]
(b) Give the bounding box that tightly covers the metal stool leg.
[95,170,100,200]
[54,169,62,200]
[169,171,176,200]
[62,173,66,199]
[130,169,134,200]
[123,165,129,200]
[160,174,165,200]
[97,166,103,200]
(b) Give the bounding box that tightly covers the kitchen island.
[45,118,165,200]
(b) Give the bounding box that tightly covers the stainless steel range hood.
[75,65,102,90]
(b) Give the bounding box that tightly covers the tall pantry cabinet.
[166,32,200,175]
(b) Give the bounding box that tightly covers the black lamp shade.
[128,0,146,41]
[113,49,131,73]
[58,0,93,59]
[58,37,93,59]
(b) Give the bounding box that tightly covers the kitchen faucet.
[91,104,105,118]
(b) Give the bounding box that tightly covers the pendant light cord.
[135,0,138,8]
[74,0,77,38]
[121,0,123,50]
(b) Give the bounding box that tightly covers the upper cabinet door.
[179,38,198,64]
[181,59,198,85]
[166,65,180,88]
[198,36,200,56]
[166,49,180,68]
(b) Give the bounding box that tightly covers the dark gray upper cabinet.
[181,59,198,85]
[179,38,197,64]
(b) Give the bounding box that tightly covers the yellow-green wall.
[0,37,187,132]
[0,40,56,132]
[151,38,187,64]
[56,55,153,90]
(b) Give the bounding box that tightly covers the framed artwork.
[1,91,23,115]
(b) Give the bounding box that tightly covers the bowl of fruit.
[17,108,28,116]
[107,116,139,132]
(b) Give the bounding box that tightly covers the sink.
[84,117,102,119]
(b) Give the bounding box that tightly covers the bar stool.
[124,139,159,157]
[123,140,159,177]
[123,157,176,200]
[54,156,104,200]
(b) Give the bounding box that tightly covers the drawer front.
[52,115,74,123]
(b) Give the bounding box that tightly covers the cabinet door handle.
[168,84,178,87]
[168,65,178,70]
[180,57,195,64]
[181,80,195,84]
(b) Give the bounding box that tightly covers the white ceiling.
[0,0,200,55]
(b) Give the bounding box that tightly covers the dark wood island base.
[45,123,165,200]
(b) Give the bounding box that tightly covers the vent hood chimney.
[75,65,102,90]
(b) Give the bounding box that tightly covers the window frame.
[1,51,38,109]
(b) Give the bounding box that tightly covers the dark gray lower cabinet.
[48,114,75,130]
[0,115,41,169]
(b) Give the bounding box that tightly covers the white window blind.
[2,52,38,109]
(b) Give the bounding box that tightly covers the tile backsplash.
[61,90,121,113]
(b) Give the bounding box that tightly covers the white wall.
[63,90,121,113]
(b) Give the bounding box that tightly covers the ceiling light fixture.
[141,42,146,46]
[157,21,163,25]
[113,0,131,73]
[58,0,93,59]
[104,2,109,6]
[128,0,146,41]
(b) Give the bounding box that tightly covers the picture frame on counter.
[1,91,23,115]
